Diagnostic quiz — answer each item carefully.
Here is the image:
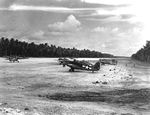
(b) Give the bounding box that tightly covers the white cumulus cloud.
[48,15,81,32]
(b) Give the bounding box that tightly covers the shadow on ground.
[39,88,150,105]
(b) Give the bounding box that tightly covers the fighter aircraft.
[58,57,74,65]
[5,56,28,63]
[62,59,101,72]
[100,59,117,65]
[8,56,19,62]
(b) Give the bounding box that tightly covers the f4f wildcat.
[58,57,74,65]
[5,56,28,63]
[100,59,117,65]
[5,56,19,62]
[61,59,101,72]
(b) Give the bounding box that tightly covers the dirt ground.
[0,57,150,115]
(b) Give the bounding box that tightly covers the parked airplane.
[61,59,101,72]
[8,56,19,62]
[58,57,74,65]
[5,56,27,63]
[100,59,117,65]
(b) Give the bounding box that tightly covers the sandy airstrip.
[0,58,150,115]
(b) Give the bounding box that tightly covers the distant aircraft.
[5,56,27,63]
[58,57,74,65]
[100,59,117,65]
[61,59,101,72]
[8,56,19,63]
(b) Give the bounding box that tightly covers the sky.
[0,0,149,56]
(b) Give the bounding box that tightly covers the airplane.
[58,57,74,65]
[5,56,28,63]
[100,59,117,65]
[8,56,19,62]
[62,59,101,72]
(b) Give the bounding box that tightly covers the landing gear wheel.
[69,68,74,72]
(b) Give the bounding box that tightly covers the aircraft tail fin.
[93,61,100,70]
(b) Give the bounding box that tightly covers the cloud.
[0,0,125,10]
[0,3,124,13]
[82,0,137,5]
[78,3,141,24]
[121,14,134,19]
[8,4,74,12]
[32,30,45,37]
[92,26,119,33]
[48,15,81,32]
[92,27,107,32]
[0,0,16,7]
[85,15,122,22]
[0,4,92,12]
[112,27,119,32]
[101,43,106,48]
[80,10,136,23]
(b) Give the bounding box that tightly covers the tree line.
[0,37,113,58]
[132,41,150,62]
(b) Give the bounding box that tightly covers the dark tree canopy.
[0,37,113,58]
[132,41,150,62]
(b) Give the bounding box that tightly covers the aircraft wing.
[81,60,93,66]
[67,64,80,69]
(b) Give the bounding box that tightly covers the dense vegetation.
[0,37,113,58]
[132,41,150,62]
